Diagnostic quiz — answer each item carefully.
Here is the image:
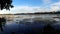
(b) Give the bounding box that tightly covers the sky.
[0,0,60,14]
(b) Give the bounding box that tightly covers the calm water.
[0,15,60,34]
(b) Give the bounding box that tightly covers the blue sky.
[12,0,60,7]
[0,0,60,14]
[13,0,43,6]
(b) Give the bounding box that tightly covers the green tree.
[0,0,14,10]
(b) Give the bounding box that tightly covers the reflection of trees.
[0,18,6,31]
[0,22,3,31]
[2,17,6,27]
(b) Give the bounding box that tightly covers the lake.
[0,15,60,34]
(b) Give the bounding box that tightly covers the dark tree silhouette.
[0,0,14,10]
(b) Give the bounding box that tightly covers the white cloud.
[50,5,60,11]
[50,1,60,11]
[0,6,51,14]
[42,0,52,4]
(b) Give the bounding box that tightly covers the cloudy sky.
[0,0,60,14]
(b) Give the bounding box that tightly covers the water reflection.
[0,17,6,31]
[0,16,60,34]
[0,22,3,31]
